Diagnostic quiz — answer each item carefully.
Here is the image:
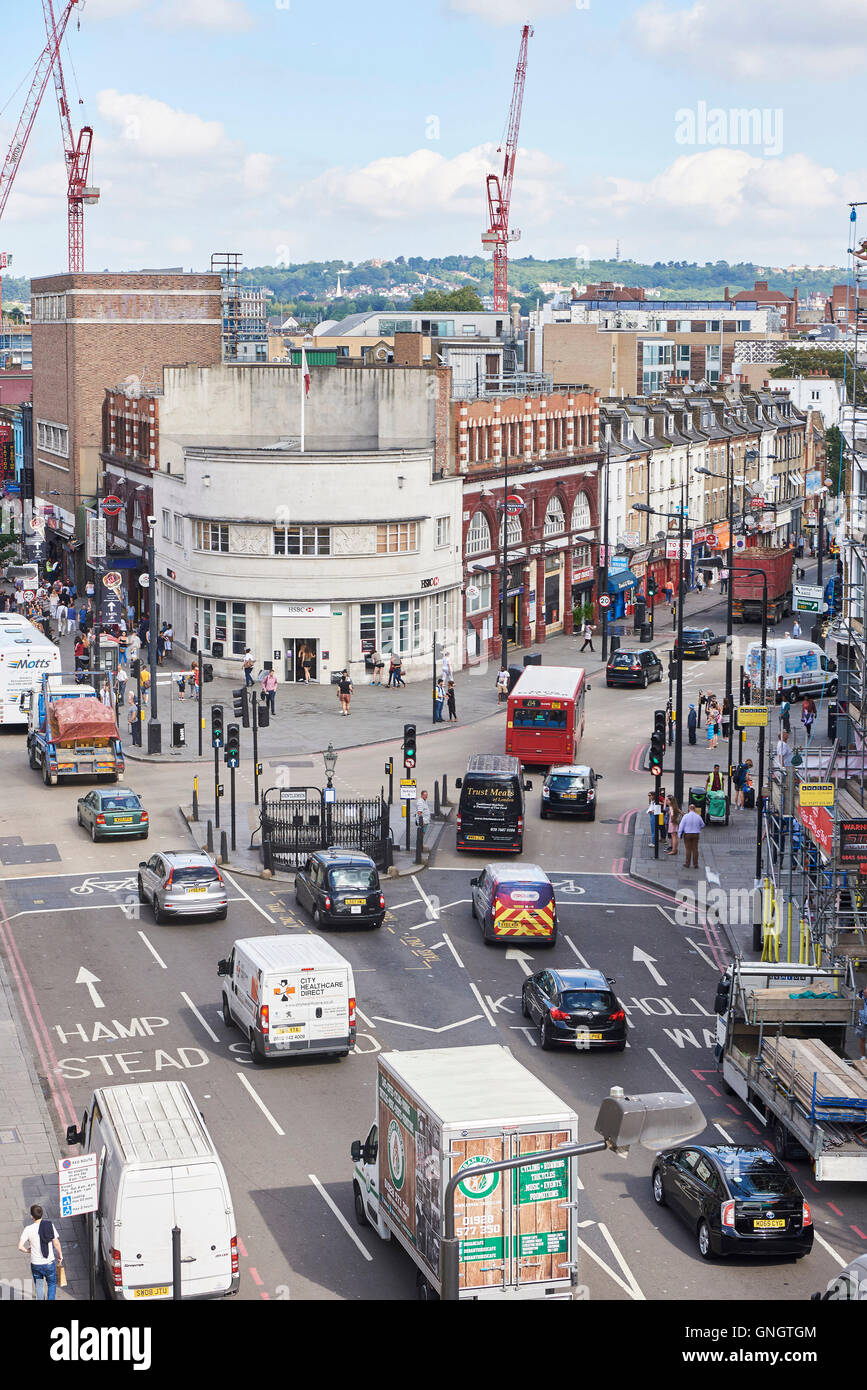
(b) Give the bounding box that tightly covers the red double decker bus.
[505,666,587,768]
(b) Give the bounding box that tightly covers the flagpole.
[300,351,305,454]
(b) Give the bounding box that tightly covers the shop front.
[273,602,337,684]
[571,555,595,625]
[607,568,639,619]
[543,553,563,632]
[503,562,524,645]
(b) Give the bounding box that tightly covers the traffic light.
[403,722,417,770]
[649,710,666,777]
[647,576,658,598]
[211,704,224,749]
[225,723,240,768]
[233,687,250,727]
[202,663,214,683]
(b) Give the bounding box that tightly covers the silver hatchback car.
[137,850,228,923]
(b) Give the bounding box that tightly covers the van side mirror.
[586,683,592,692]
[217,958,230,977]
[138,861,147,871]
[350,1140,362,1162]
[66,1118,85,1147]
[596,773,603,780]
[455,777,462,788]
[524,780,533,791]
[714,981,730,1015]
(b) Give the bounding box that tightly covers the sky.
[0,0,865,280]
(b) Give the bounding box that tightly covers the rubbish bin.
[508,664,523,692]
[640,622,653,642]
[172,720,185,748]
[523,653,542,666]
[633,600,646,632]
[688,786,707,813]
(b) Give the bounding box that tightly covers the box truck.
[350,1045,579,1299]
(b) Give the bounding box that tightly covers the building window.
[572,492,592,531]
[676,344,690,366]
[376,522,418,554]
[36,420,68,457]
[498,513,523,548]
[466,511,491,556]
[231,602,246,656]
[273,524,331,556]
[360,603,377,658]
[543,496,566,537]
[162,509,171,540]
[435,516,450,548]
[380,601,395,653]
[174,514,184,545]
[466,570,491,615]
[193,521,229,553]
[32,294,65,322]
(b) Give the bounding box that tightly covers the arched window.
[544,496,566,537]
[466,511,491,556]
[571,492,592,531]
[498,513,523,547]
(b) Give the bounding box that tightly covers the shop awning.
[607,569,638,593]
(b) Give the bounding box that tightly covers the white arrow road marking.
[597,1223,645,1300]
[181,990,219,1043]
[564,936,590,969]
[412,875,440,920]
[236,1072,285,1136]
[308,1174,372,1262]
[632,946,666,986]
[372,1014,484,1033]
[75,967,104,1009]
[485,994,514,1015]
[504,949,534,977]
[575,1235,644,1301]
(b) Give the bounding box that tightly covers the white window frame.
[174,514,184,545]
[36,420,69,457]
[273,524,331,556]
[466,570,491,615]
[161,509,171,540]
[435,515,450,549]
[571,492,592,531]
[543,496,566,537]
[193,521,229,553]
[466,511,491,556]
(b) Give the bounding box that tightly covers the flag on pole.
[301,345,311,398]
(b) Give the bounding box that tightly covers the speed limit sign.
[598,594,612,608]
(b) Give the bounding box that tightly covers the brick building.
[31,270,222,584]
[726,280,798,332]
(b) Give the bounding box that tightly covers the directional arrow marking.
[76,967,105,1009]
[504,948,534,977]
[632,946,666,987]
[372,1014,483,1033]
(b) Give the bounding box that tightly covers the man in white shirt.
[416,789,432,829]
[679,804,705,868]
[775,731,792,771]
[18,1202,63,1301]
[440,651,453,685]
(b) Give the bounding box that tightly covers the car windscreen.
[714,1151,794,1198]
[548,774,589,790]
[329,867,378,891]
[682,630,706,642]
[100,795,141,810]
[610,653,638,667]
[171,865,219,883]
[559,989,613,1011]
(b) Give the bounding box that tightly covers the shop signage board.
[798,783,834,807]
[839,820,867,865]
[796,802,834,860]
[665,539,692,559]
[609,554,628,573]
[400,778,417,801]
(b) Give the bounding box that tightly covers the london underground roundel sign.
[101,495,123,517]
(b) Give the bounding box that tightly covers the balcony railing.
[456,371,553,401]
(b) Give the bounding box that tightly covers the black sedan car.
[541,765,602,820]
[521,967,626,1051]
[294,848,385,928]
[652,1144,813,1260]
[606,649,663,688]
[675,626,721,660]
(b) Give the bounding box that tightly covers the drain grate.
[0,844,61,865]
[0,1128,22,1145]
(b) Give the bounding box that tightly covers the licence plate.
[346,898,365,905]
[560,792,577,799]
[113,817,133,823]
[467,835,484,840]
[134,1286,169,1298]
[350,906,362,914]
[186,887,207,894]
[581,1032,604,1040]
[753,1219,785,1229]
[274,1025,303,1036]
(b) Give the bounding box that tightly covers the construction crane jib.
[482,23,533,314]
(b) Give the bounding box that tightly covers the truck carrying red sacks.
[49,695,120,743]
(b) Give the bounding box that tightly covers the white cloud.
[85,0,254,30]
[448,0,575,22]
[631,0,867,79]
[242,152,278,195]
[97,90,226,159]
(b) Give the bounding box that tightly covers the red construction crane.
[0,1,95,272]
[43,0,99,272]
[482,23,533,314]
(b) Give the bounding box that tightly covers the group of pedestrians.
[368,649,407,688]
[647,791,705,867]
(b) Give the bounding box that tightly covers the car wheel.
[140,831,148,840]
[90,822,97,842]
[612,1039,626,1051]
[829,680,838,696]
[697,1220,715,1260]
[539,1015,552,1051]
[606,680,613,688]
[250,1031,266,1065]
[137,875,146,904]
[588,808,596,821]
[215,908,228,921]
[312,907,323,928]
[652,1169,666,1206]
[521,988,530,1019]
[772,1120,791,1161]
[221,994,234,1029]
[152,897,164,925]
[76,808,82,826]
[642,673,648,688]
[540,808,548,820]
[353,1182,370,1228]
[42,761,51,786]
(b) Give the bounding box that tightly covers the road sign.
[58,1152,98,1218]
[737,705,769,728]
[101,495,123,517]
[400,778,417,801]
[138,573,150,588]
[279,789,307,802]
[799,783,834,807]
[597,594,611,608]
[794,583,824,614]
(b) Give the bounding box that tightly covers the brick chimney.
[393,332,423,367]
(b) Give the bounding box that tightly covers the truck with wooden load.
[731,547,794,625]
[26,672,124,786]
[350,1045,580,1300]
[714,960,867,1181]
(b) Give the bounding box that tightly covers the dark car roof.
[550,968,610,990]
[660,1142,786,1170]
[315,848,376,866]
[546,764,592,778]
[465,754,522,776]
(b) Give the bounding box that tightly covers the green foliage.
[824,426,848,495]
[411,287,484,311]
[769,347,867,403]
[0,530,19,565]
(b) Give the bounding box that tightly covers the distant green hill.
[0,274,32,305]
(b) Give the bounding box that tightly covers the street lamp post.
[600,437,611,663]
[323,740,337,847]
[146,518,160,754]
[500,449,511,675]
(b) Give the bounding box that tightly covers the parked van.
[745,639,837,703]
[218,934,356,1061]
[470,862,558,945]
[455,754,532,853]
[65,1081,239,1301]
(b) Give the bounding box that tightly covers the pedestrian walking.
[337,669,353,716]
[802,696,817,740]
[56,600,68,636]
[665,796,681,857]
[243,648,255,687]
[780,699,791,735]
[720,572,728,595]
[78,603,87,632]
[387,652,399,688]
[687,703,697,745]
[792,618,802,639]
[163,622,173,660]
[665,582,673,606]
[734,758,753,808]
[679,803,705,868]
[298,642,313,684]
[496,667,510,702]
[706,763,723,792]
[434,678,445,722]
[18,1203,63,1302]
[156,625,166,666]
[370,649,384,685]
[391,654,405,688]
[176,671,186,701]
[416,789,432,829]
[647,791,662,846]
[127,689,141,746]
[262,667,278,716]
[115,666,127,709]
[579,619,595,653]
[447,680,457,722]
[440,651,453,685]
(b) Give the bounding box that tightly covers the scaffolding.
[210,251,242,363]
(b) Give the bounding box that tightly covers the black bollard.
[220,829,229,865]
[206,819,214,854]
[433,780,441,819]
[415,822,424,866]
[192,784,199,822]
[441,774,449,807]
[263,838,273,873]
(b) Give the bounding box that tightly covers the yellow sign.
[737,705,769,727]
[799,783,835,807]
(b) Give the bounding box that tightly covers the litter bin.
[507,664,523,693]
[172,720,185,748]
[633,600,646,632]
[640,622,652,642]
[523,653,542,666]
[688,786,707,813]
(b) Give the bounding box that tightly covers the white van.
[745,638,837,703]
[218,934,356,1062]
[0,618,62,724]
[66,1081,239,1301]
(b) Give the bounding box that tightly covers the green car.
[76,788,149,841]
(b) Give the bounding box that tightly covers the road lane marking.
[469,982,497,1027]
[504,948,534,977]
[308,1174,373,1262]
[813,1231,846,1267]
[647,1047,693,1096]
[685,937,719,970]
[356,1007,376,1028]
[389,898,421,910]
[236,1071,285,1135]
[76,967,104,1009]
[181,990,219,1043]
[632,947,666,986]
[3,896,248,921]
[713,1123,734,1142]
[564,936,590,968]
[222,870,276,924]
[412,875,440,920]
[436,933,465,968]
[575,1235,643,1301]
[597,1223,645,1301]
[373,1014,483,1033]
[137,931,167,969]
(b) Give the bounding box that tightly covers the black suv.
[606,649,663,688]
[541,765,601,820]
[521,967,626,1051]
[295,848,385,929]
[675,627,721,660]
